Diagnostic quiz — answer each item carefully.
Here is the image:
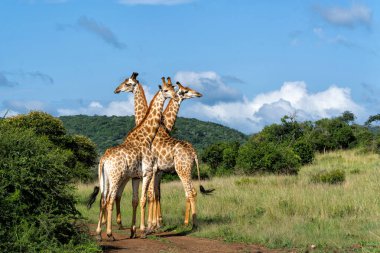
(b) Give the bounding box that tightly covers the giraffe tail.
[86,158,104,209]
[86,186,99,209]
[194,153,215,195]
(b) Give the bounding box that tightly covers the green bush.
[236,139,301,175]
[0,119,98,252]
[293,139,314,165]
[201,141,240,175]
[3,111,97,181]
[310,169,346,184]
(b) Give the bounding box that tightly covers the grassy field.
[76,150,380,252]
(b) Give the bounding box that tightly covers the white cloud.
[174,71,242,104]
[58,100,134,116]
[181,81,363,134]
[57,85,154,116]
[316,3,372,28]
[118,0,193,5]
[4,100,46,112]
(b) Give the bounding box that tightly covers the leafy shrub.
[310,169,345,184]
[0,119,98,252]
[236,139,301,175]
[201,141,240,175]
[293,139,314,165]
[3,111,97,181]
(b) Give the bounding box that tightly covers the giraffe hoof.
[107,234,116,241]
[118,224,124,230]
[130,228,137,239]
[96,234,102,241]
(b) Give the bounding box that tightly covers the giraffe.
[87,77,176,241]
[112,72,148,231]
[113,77,206,233]
[146,80,214,232]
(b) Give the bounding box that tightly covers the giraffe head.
[158,77,177,100]
[114,72,139,94]
[176,81,202,101]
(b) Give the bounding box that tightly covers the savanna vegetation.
[77,150,380,252]
[201,111,380,178]
[3,110,380,252]
[0,112,100,252]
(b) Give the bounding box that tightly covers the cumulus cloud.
[181,81,363,134]
[57,85,154,116]
[118,0,194,5]
[316,3,372,28]
[174,71,242,104]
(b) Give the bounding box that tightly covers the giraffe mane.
[137,83,148,108]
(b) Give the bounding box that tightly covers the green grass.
[76,150,380,252]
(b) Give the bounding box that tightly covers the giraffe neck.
[134,83,148,126]
[162,98,181,132]
[127,91,166,144]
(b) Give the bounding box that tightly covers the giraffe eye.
[184,90,189,93]
[164,89,168,92]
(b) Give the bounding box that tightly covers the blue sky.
[0,0,379,134]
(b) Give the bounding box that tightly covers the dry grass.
[76,150,380,252]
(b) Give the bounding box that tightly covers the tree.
[236,138,301,175]
[201,141,240,175]
[0,123,98,252]
[4,111,97,181]
[338,111,355,124]
[365,114,380,126]
[311,117,355,152]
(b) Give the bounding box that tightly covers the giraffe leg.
[101,196,107,225]
[154,171,163,229]
[140,171,153,238]
[106,196,116,241]
[116,179,128,230]
[156,200,163,228]
[130,178,140,239]
[184,197,191,226]
[115,196,122,229]
[147,172,155,231]
[189,193,198,229]
[96,197,106,241]
[176,164,197,228]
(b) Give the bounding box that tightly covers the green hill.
[60,115,247,154]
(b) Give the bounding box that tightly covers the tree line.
[201,111,380,176]
[60,115,247,154]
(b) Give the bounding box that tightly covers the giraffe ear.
[131,72,138,79]
[176,81,184,89]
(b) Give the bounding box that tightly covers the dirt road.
[96,228,295,253]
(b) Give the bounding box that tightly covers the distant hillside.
[60,115,247,154]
